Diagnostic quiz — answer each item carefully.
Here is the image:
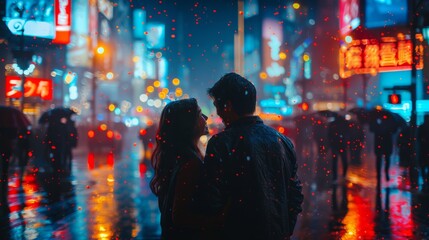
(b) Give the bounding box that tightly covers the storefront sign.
[339,34,424,78]
[5,76,53,100]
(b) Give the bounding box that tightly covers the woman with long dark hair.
[150,98,221,239]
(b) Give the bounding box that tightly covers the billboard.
[146,23,165,49]
[67,0,90,67]
[4,0,55,39]
[244,0,258,19]
[339,34,424,78]
[339,0,360,35]
[5,76,53,100]
[365,0,408,28]
[3,0,70,44]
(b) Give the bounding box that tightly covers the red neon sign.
[53,0,71,44]
[5,76,53,100]
[339,34,424,78]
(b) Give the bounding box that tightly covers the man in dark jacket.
[202,72,303,239]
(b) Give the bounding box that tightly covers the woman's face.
[195,108,209,138]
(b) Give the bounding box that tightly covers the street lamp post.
[409,0,420,189]
[91,63,97,125]
[90,46,104,124]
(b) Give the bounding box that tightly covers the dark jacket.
[202,116,303,240]
[327,116,349,153]
[369,117,396,156]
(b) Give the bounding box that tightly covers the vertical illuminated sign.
[133,9,146,39]
[67,0,90,67]
[53,0,71,44]
[339,0,360,35]
[262,18,285,83]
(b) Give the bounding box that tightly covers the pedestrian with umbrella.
[369,107,399,184]
[39,107,77,176]
[346,115,365,166]
[325,113,350,183]
[0,106,32,203]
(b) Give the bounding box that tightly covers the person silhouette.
[329,183,348,238]
[149,98,223,239]
[0,128,18,203]
[397,125,411,173]
[417,115,429,191]
[347,118,364,166]
[202,73,303,239]
[370,114,396,184]
[374,186,392,238]
[327,115,349,182]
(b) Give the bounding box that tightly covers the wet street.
[1,126,429,240]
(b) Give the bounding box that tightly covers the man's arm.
[282,136,304,235]
[198,136,228,215]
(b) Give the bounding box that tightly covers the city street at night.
[1,126,429,239]
[2,0,429,239]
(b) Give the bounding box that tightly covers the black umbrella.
[390,112,407,130]
[39,107,77,124]
[348,107,372,124]
[0,105,31,129]
[368,108,401,134]
[317,110,340,118]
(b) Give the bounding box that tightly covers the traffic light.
[388,93,401,104]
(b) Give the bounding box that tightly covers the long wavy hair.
[150,98,203,196]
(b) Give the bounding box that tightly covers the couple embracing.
[150,73,304,240]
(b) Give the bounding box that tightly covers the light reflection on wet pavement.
[1,128,429,239]
[293,141,429,240]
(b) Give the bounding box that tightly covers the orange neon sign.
[5,76,53,100]
[339,34,424,78]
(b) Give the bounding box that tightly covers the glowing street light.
[97,46,105,54]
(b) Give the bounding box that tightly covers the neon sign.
[53,0,71,44]
[5,76,53,100]
[262,18,285,82]
[339,0,360,35]
[339,34,424,78]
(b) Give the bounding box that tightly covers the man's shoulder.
[208,129,231,143]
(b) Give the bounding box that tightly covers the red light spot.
[87,152,95,170]
[139,163,147,176]
[107,152,114,167]
[88,130,95,138]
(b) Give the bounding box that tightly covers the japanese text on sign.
[5,76,53,100]
[339,34,424,78]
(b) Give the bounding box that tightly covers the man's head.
[207,72,256,124]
